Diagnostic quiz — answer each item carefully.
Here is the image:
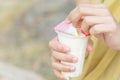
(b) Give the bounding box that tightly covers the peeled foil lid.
[54,20,83,37]
[63,24,79,36]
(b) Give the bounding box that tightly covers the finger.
[52,51,78,63]
[90,24,117,35]
[65,18,71,24]
[86,38,94,58]
[54,70,69,80]
[68,7,110,27]
[84,16,112,26]
[49,37,70,53]
[80,4,106,8]
[51,56,60,63]
[52,61,76,72]
[76,19,83,28]
[81,16,112,33]
[78,6,110,16]
[87,38,93,52]
[81,19,90,34]
[68,7,82,27]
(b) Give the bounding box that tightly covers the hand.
[49,37,93,80]
[49,37,77,80]
[67,4,120,50]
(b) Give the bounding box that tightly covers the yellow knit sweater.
[72,0,120,80]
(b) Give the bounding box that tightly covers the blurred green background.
[0,0,75,80]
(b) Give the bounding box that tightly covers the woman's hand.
[49,37,92,80]
[49,37,78,80]
[68,4,120,50]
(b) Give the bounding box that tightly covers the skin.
[49,1,120,80]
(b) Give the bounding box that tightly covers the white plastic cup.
[56,31,88,78]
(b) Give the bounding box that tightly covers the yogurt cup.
[56,30,88,78]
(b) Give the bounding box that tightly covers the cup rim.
[55,31,88,39]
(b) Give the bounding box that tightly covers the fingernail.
[64,47,70,51]
[70,66,75,71]
[72,57,78,62]
[88,46,93,52]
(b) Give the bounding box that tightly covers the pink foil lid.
[54,20,90,37]
[54,20,71,32]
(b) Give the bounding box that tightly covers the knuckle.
[51,52,55,57]
[54,71,60,78]
[67,16,71,21]
[52,62,57,69]
[51,56,55,61]
[54,70,57,75]
[51,51,55,56]
[49,37,58,47]
[69,8,76,20]
[52,51,56,55]
[68,12,73,20]
[52,51,61,60]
